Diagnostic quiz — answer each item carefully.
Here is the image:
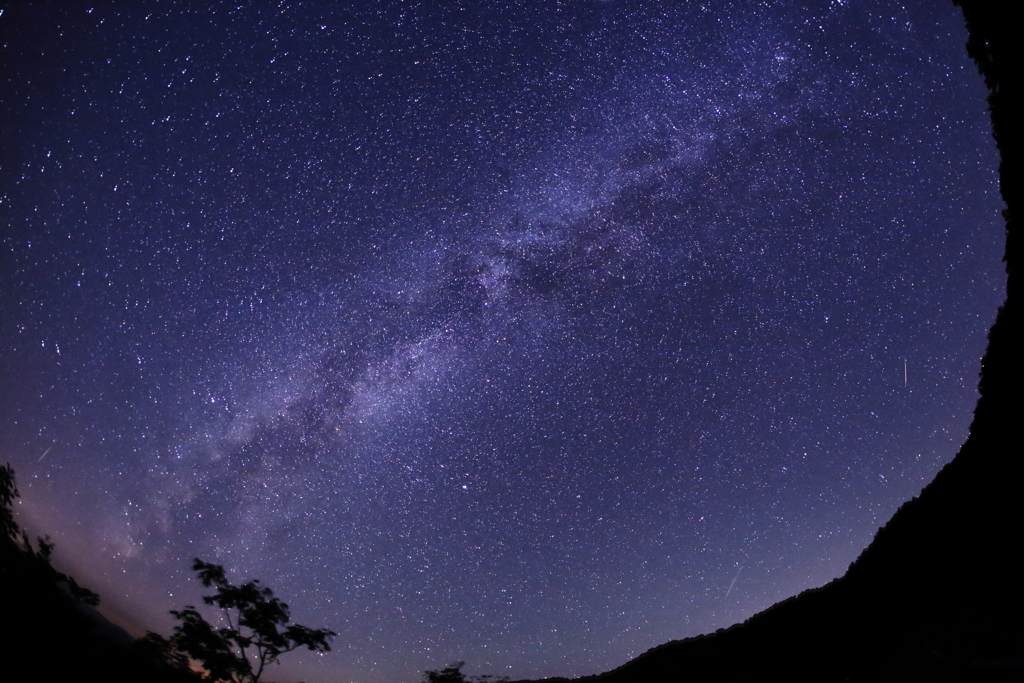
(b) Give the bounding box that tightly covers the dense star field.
[0,2,1006,682]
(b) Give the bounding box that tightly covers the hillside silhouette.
[511,1,1023,680]
[0,464,203,682]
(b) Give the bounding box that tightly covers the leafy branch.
[153,558,336,683]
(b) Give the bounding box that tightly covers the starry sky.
[0,2,1006,682]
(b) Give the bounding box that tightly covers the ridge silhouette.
[508,1,1022,680]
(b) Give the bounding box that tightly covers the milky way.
[0,3,1005,682]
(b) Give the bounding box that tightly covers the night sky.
[0,2,1006,682]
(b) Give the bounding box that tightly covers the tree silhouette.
[0,463,19,539]
[3,463,205,681]
[423,662,509,683]
[155,558,336,683]
[0,462,100,606]
[425,662,470,683]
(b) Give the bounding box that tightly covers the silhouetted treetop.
[152,558,336,683]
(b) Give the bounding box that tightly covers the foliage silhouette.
[425,662,470,683]
[137,630,193,671]
[153,558,336,683]
[0,462,100,606]
[2,463,200,682]
[424,661,509,683]
[0,463,19,539]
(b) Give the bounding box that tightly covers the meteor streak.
[724,564,743,600]
[37,444,54,462]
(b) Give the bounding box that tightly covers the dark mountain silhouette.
[512,1,1023,680]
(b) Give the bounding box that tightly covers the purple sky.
[0,2,1005,682]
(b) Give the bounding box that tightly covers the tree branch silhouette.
[154,558,336,683]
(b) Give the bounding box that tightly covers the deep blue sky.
[0,2,1005,682]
